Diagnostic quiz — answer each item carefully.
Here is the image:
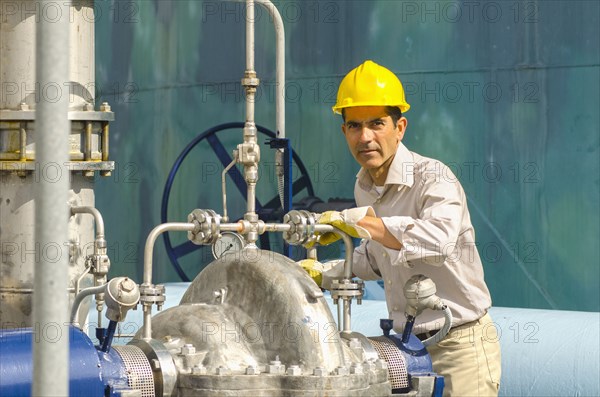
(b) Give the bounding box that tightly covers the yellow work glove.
[298,259,345,289]
[314,206,375,246]
[299,259,325,287]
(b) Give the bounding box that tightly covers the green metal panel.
[95,0,599,312]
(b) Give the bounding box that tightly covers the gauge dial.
[212,232,246,259]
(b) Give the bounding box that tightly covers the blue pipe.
[401,315,415,343]
[101,320,118,353]
[0,326,130,396]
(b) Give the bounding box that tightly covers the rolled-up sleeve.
[352,240,382,280]
[380,174,464,267]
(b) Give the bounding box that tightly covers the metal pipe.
[221,153,238,223]
[142,310,152,340]
[255,0,285,138]
[74,265,91,296]
[32,1,71,394]
[142,222,195,340]
[338,231,354,280]
[143,223,196,285]
[246,182,256,214]
[244,0,256,127]
[246,0,254,72]
[337,301,343,330]
[342,298,351,333]
[70,284,107,327]
[70,206,105,239]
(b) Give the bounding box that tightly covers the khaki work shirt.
[353,142,492,333]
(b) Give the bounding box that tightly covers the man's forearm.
[357,216,403,250]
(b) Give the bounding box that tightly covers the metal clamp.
[282,210,317,246]
[187,209,221,245]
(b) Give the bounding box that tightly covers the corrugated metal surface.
[94,0,599,311]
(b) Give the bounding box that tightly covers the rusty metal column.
[32,0,71,395]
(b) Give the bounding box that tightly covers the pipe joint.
[242,74,260,90]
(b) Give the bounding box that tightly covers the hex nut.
[192,365,207,375]
[181,344,196,355]
[120,278,136,293]
[286,365,301,376]
[216,366,229,375]
[313,367,327,376]
[245,365,260,375]
[350,363,364,374]
[335,366,349,376]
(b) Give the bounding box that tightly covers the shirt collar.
[356,142,414,189]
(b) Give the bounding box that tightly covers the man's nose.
[358,126,374,142]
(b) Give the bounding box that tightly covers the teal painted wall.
[95,0,599,312]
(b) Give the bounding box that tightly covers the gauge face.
[212,232,246,259]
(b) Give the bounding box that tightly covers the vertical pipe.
[246,0,254,73]
[336,300,342,330]
[243,0,259,231]
[244,0,255,127]
[343,298,351,333]
[255,0,285,138]
[247,183,256,214]
[32,1,71,395]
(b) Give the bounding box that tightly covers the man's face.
[342,106,407,182]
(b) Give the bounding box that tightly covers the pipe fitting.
[188,209,221,245]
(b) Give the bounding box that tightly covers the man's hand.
[298,259,345,289]
[314,206,376,245]
[299,259,325,286]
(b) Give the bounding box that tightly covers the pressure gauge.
[212,232,246,259]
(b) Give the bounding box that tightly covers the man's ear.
[397,117,407,141]
[341,123,347,136]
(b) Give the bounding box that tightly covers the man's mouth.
[358,148,378,155]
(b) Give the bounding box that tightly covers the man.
[315,60,501,396]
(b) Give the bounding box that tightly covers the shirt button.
[387,279,392,285]
[393,306,399,311]
[383,252,388,258]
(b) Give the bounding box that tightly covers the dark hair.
[384,106,402,125]
[342,106,403,125]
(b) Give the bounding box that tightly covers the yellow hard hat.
[332,60,410,114]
